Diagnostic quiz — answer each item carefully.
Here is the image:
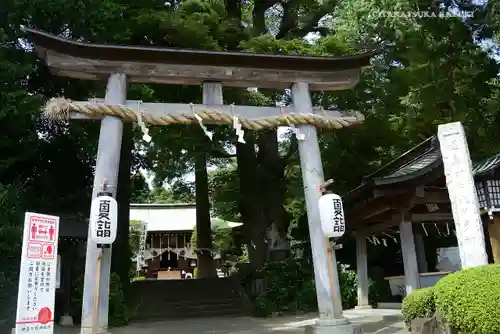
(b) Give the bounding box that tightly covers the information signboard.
[15,212,60,333]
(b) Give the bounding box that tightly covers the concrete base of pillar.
[305,318,362,334]
[354,305,372,310]
[59,315,74,326]
[80,328,110,334]
[305,324,362,334]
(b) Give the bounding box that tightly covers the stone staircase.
[130,278,249,321]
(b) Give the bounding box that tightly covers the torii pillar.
[292,82,349,330]
[81,73,126,333]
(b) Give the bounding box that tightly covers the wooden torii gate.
[22,26,374,334]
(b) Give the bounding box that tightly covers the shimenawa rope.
[43,98,365,131]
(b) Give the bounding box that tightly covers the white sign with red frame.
[16,212,60,333]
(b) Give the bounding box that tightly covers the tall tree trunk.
[257,130,291,260]
[236,132,268,269]
[112,123,133,300]
[195,151,216,278]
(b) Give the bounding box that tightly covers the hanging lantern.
[89,194,118,244]
[318,193,346,238]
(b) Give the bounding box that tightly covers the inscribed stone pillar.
[355,232,371,309]
[437,122,488,268]
[399,212,420,295]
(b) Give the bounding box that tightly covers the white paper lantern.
[89,195,118,244]
[318,193,346,238]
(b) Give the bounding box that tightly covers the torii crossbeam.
[22,26,375,334]
[45,98,364,130]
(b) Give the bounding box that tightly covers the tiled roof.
[368,137,441,185]
[374,146,441,184]
[344,136,500,203]
[384,149,440,178]
[472,153,500,176]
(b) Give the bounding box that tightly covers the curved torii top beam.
[21,26,375,91]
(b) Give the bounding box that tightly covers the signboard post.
[15,212,60,334]
[437,121,488,268]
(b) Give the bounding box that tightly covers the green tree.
[131,172,151,203]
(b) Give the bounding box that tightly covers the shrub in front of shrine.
[108,272,133,326]
[434,264,500,333]
[71,272,133,326]
[338,264,358,309]
[401,287,436,326]
[252,259,310,316]
[243,260,366,316]
[295,278,317,312]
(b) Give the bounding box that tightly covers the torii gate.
[22,26,374,334]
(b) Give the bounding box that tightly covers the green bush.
[295,279,317,312]
[240,259,313,316]
[434,264,500,333]
[108,273,132,326]
[240,260,377,316]
[71,272,133,326]
[401,287,436,325]
[255,259,309,315]
[339,264,357,309]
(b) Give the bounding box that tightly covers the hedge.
[434,264,500,333]
[401,287,436,325]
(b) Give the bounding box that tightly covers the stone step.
[133,308,247,322]
[132,289,238,302]
[135,300,244,313]
[133,300,247,321]
[135,297,243,305]
[130,278,249,321]
[132,279,236,293]
[134,299,244,313]
[131,282,239,302]
[134,293,238,302]
[133,277,232,287]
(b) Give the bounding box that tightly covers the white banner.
[15,212,60,333]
